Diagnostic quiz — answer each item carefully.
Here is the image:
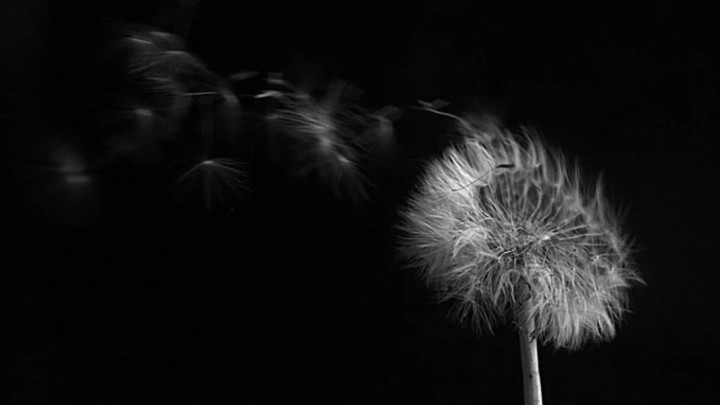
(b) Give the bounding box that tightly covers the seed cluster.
[398,120,642,350]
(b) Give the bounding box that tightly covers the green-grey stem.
[519,309,543,405]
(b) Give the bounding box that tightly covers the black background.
[2,0,718,404]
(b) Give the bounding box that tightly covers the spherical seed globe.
[397,118,642,350]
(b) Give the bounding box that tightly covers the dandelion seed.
[106,91,184,146]
[170,158,249,211]
[112,23,218,94]
[214,87,242,138]
[118,26,196,77]
[27,140,100,229]
[358,105,401,171]
[262,76,372,202]
[130,48,208,81]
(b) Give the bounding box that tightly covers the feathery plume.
[170,158,249,211]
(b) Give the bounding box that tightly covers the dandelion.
[397,111,642,405]
[170,158,249,211]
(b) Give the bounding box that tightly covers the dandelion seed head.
[398,119,642,350]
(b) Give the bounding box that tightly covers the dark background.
[2,1,718,404]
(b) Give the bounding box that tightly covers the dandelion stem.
[519,301,543,405]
